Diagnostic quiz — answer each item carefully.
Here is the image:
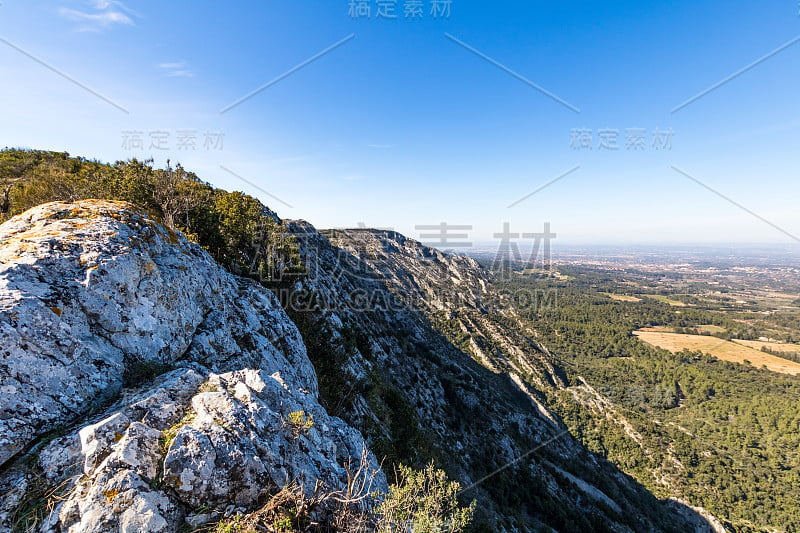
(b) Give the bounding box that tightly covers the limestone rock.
[0,200,314,466]
[0,201,384,533]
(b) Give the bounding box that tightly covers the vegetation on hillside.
[206,459,474,533]
[0,148,303,283]
[496,269,800,531]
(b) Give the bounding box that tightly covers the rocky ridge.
[0,201,384,532]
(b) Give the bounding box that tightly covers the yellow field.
[732,339,800,354]
[762,292,797,300]
[633,330,800,375]
[697,324,725,334]
[641,295,687,307]
[602,293,642,302]
[639,325,726,335]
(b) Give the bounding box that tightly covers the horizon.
[308,225,800,260]
[1,1,799,245]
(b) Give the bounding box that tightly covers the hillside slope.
[282,223,721,532]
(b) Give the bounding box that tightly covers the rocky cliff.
[0,201,384,532]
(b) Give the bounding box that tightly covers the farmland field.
[602,293,642,302]
[732,338,800,354]
[640,294,687,307]
[634,330,800,375]
[697,324,725,334]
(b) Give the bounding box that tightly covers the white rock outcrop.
[0,201,384,532]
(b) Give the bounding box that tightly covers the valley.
[483,253,800,531]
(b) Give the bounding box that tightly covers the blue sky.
[0,1,798,245]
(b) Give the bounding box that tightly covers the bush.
[376,462,475,533]
[285,410,314,438]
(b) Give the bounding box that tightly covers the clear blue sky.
[1,1,798,244]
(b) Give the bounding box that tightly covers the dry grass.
[602,293,642,302]
[634,330,800,375]
[640,295,687,307]
[637,325,725,335]
[697,324,725,334]
[761,291,797,300]
[732,339,800,354]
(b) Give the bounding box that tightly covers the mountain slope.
[282,223,719,532]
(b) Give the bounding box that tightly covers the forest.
[495,270,800,531]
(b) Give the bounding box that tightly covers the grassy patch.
[9,470,76,533]
[601,292,642,302]
[641,294,687,307]
[160,410,197,453]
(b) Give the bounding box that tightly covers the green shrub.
[286,410,314,438]
[212,515,256,533]
[376,462,475,533]
[0,148,304,285]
